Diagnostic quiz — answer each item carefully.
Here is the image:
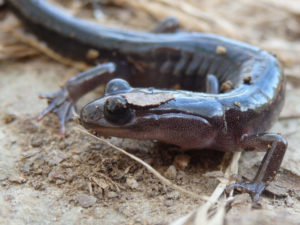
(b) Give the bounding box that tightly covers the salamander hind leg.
[229,133,287,201]
[36,63,116,135]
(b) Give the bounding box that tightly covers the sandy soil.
[1,0,300,224]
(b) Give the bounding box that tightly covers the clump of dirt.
[14,115,223,207]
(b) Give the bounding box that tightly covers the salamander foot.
[228,182,266,202]
[35,87,75,135]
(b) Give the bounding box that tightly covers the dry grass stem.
[170,152,241,225]
[75,127,211,201]
[4,27,89,70]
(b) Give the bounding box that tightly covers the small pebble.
[8,175,26,184]
[203,170,224,178]
[285,195,294,207]
[251,201,262,209]
[107,191,118,199]
[126,177,139,189]
[234,101,241,108]
[174,154,190,170]
[2,113,16,124]
[166,191,180,200]
[243,75,253,84]
[30,137,43,147]
[231,193,251,206]
[164,200,174,207]
[164,165,177,179]
[86,49,100,59]
[77,193,97,208]
[30,180,44,190]
[220,80,233,93]
[216,45,227,54]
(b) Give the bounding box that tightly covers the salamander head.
[80,78,215,148]
[80,78,174,136]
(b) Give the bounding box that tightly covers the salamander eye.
[105,79,131,95]
[103,96,132,125]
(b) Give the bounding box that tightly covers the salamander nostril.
[81,102,103,123]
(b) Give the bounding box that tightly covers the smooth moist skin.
[7,0,287,201]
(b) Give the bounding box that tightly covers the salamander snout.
[80,95,134,128]
[80,99,104,127]
[81,78,134,128]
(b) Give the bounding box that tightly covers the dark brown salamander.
[7,0,287,201]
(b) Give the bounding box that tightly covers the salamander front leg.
[36,63,116,135]
[230,133,287,201]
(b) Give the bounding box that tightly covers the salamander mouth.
[80,124,136,139]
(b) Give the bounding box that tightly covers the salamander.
[6,0,287,201]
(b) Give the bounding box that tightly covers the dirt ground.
[1,0,300,224]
